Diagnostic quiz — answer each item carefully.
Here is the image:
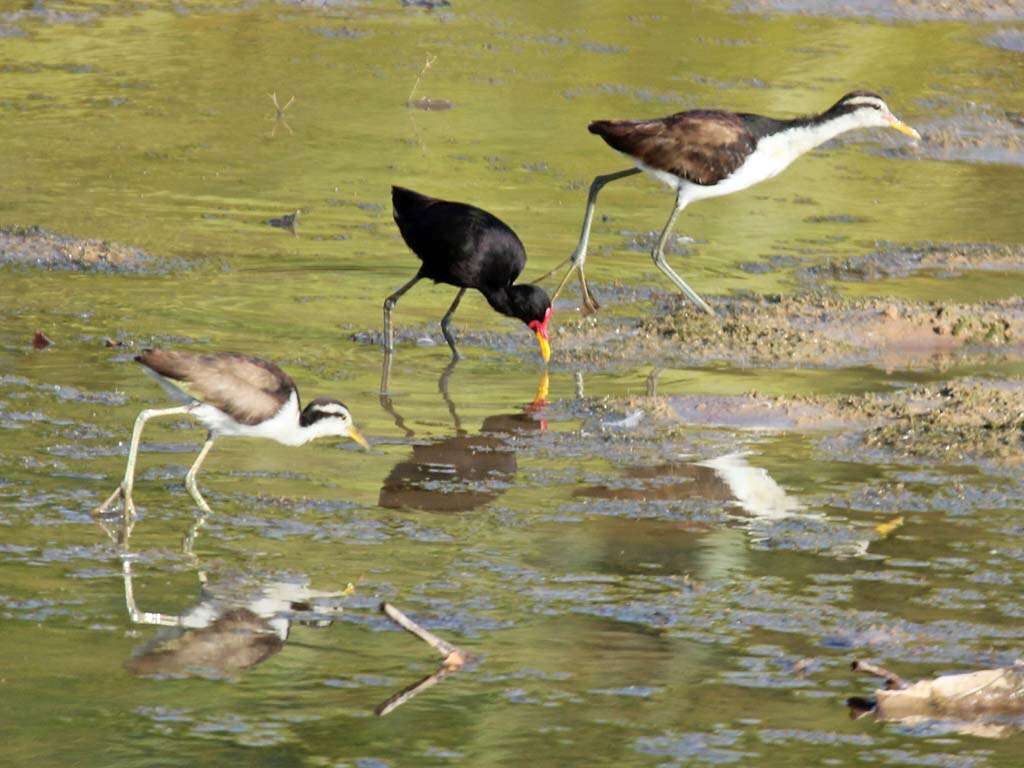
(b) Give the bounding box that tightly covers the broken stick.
[379,601,466,668]
[851,659,908,690]
[374,602,467,717]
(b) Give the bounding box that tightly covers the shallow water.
[2,1,1024,765]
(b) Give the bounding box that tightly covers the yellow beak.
[535,330,551,364]
[346,425,371,451]
[890,118,921,141]
[532,370,550,408]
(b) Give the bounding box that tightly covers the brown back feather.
[589,110,756,186]
[136,348,296,426]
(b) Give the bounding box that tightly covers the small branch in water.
[380,601,466,668]
[406,54,437,153]
[851,659,907,690]
[406,54,436,106]
[374,602,467,717]
[374,664,460,717]
[267,92,296,137]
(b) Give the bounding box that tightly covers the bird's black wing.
[589,110,757,186]
[136,348,295,426]
[392,186,526,288]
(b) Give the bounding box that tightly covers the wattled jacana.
[385,186,552,363]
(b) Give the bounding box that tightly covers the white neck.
[778,111,867,158]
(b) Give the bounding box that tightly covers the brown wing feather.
[589,110,756,186]
[136,348,295,426]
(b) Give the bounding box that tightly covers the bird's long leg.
[440,288,467,360]
[651,191,714,316]
[379,351,416,436]
[383,274,422,353]
[122,556,180,627]
[95,405,193,519]
[545,168,642,310]
[438,358,463,435]
[184,434,214,515]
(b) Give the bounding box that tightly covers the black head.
[835,90,885,107]
[507,284,552,326]
[508,284,553,363]
[299,397,370,448]
[300,397,351,427]
[824,91,920,139]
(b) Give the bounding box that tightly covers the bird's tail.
[391,186,437,221]
[588,120,618,137]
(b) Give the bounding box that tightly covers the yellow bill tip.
[347,426,371,451]
[536,331,551,364]
[891,119,921,141]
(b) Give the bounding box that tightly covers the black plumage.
[384,186,552,363]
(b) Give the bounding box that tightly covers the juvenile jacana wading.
[95,349,369,517]
[543,91,921,314]
[385,186,552,363]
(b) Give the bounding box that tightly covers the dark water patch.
[740,254,803,274]
[580,41,627,54]
[619,229,699,257]
[309,26,367,39]
[408,96,453,111]
[0,3,98,27]
[217,510,390,544]
[635,728,754,764]
[589,685,663,698]
[758,728,874,746]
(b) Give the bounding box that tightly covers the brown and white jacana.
[542,91,921,314]
[95,348,369,517]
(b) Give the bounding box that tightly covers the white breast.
[631,111,863,205]
[191,392,307,446]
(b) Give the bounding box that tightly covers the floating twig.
[374,663,460,717]
[851,659,908,690]
[268,92,296,137]
[406,54,437,153]
[406,54,436,107]
[374,602,467,717]
[380,601,466,668]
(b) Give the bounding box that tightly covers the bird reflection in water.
[94,515,467,714]
[379,357,547,513]
[94,516,346,679]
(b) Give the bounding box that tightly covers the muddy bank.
[833,379,1024,462]
[0,226,186,273]
[353,293,1024,369]
[599,378,1024,463]
[555,294,1023,369]
[798,242,1024,283]
[732,0,1024,22]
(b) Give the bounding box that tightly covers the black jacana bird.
[95,348,369,517]
[542,91,921,314]
[385,186,552,363]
